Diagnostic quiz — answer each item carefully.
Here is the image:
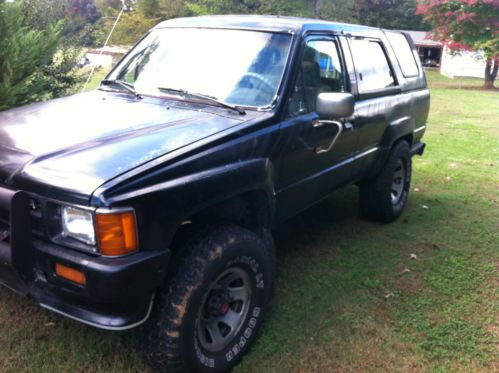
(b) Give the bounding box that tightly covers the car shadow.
[273,186,363,259]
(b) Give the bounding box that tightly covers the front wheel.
[138,224,275,373]
[359,140,412,222]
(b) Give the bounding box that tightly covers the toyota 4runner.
[0,15,429,372]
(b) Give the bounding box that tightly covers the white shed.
[401,30,486,79]
[440,48,486,79]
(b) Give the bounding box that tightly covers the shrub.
[0,0,84,111]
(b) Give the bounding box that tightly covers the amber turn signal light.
[55,263,86,286]
[95,211,137,256]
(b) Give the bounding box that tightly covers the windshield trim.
[104,27,296,112]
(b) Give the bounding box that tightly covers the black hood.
[0,91,247,197]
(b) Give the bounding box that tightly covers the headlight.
[61,206,96,246]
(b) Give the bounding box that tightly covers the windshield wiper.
[101,79,143,99]
[158,87,246,115]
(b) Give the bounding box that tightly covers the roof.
[401,30,442,47]
[154,15,381,35]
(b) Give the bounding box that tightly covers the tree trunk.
[313,0,322,18]
[484,58,498,89]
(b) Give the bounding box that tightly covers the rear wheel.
[359,140,412,222]
[138,224,275,372]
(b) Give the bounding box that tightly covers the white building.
[402,30,486,79]
[85,46,130,68]
[440,48,487,79]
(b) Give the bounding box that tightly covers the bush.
[0,1,84,111]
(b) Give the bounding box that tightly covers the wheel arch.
[381,116,415,149]
[362,117,414,181]
[168,188,275,256]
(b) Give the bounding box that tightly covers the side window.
[288,39,345,116]
[350,39,395,92]
[385,32,419,77]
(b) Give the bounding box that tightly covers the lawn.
[0,71,497,372]
[80,67,110,92]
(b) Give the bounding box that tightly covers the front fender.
[95,158,276,250]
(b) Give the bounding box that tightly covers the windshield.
[107,28,293,108]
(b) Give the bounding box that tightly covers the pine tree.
[0,1,79,110]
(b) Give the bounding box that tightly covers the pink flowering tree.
[417,0,499,88]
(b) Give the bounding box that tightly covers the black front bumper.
[0,187,170,330]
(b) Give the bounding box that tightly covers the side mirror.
[316,92,355,119]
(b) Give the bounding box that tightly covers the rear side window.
[350,39,395,92]
[386,32,419,77]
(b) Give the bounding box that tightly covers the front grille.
[29,199,44,238]
[0,185,44,237]
[0,187,90,254]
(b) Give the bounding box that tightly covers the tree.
[320,0,357,23]
[22,0,101,46]
[106,11,157,45]
[352,0,428,30]
[156,0,189,18]
[417,0,499,89]
[20,0,97,100]
[0,1,70,110]
[93,0,189,46]
[138,0,159,17]
[185,0,261,15]
[93,0,157,46]
[313,0,321,17]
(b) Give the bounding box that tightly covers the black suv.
[0,16,429,372]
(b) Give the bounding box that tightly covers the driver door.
[275,36,360,221]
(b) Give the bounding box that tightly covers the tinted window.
[350,39,395,92]
[288,40,345,116]
[386,32,419,77]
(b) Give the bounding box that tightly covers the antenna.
[81,1,126,93]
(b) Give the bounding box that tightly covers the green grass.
[79,67,110,92]
[0,72,498,372]
[424,69,491,89]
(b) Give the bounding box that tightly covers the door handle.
[313,119,353,131]
[314,120,343,154]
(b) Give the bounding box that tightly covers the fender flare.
[98,158,276,249]
[363,116,414,181]
[380,116,414,150]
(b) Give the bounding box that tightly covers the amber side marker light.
[96,211,138,256]
[55,263,86,286]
